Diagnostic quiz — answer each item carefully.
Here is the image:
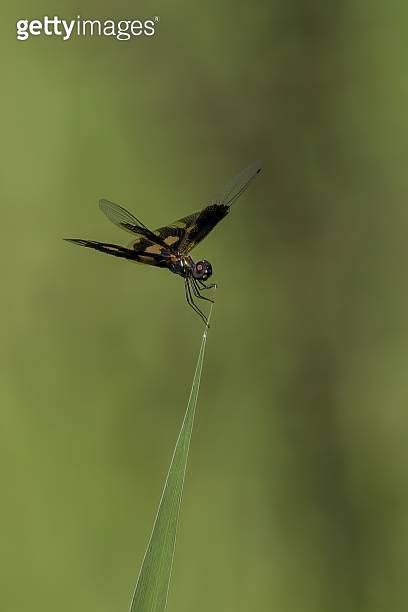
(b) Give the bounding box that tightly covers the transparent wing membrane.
[99,199,171,250]
[175,161,262,254]
[216,160,262,208]
[99,199,150,234]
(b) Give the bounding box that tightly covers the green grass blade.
[129,308,213,612]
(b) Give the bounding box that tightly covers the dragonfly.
[65,161,262,325]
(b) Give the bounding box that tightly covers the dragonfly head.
[192,260,212,281]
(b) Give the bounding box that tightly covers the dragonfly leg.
[184,278,209,326]
[198,280,217,290]
[191,278,214,304]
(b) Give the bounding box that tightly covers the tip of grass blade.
[129,307,213,612]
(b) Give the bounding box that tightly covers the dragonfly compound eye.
[193,260,212,281]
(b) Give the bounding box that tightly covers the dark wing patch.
[150,222,187,254]
[153,205,228,255]
[178,204,229,254]
[157,161,262,255]
[64,238,170,267]
[126,233,173,258]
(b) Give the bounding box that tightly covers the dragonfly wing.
[152,218,192,254]
[165,160,262,254]
[99,199,172,250]
[216,160,262,208]
[64,238,171,267]
[177,205,230,254]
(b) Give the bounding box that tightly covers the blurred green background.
[1,1,408,611]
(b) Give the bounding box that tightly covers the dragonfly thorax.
[169,257,192,278]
